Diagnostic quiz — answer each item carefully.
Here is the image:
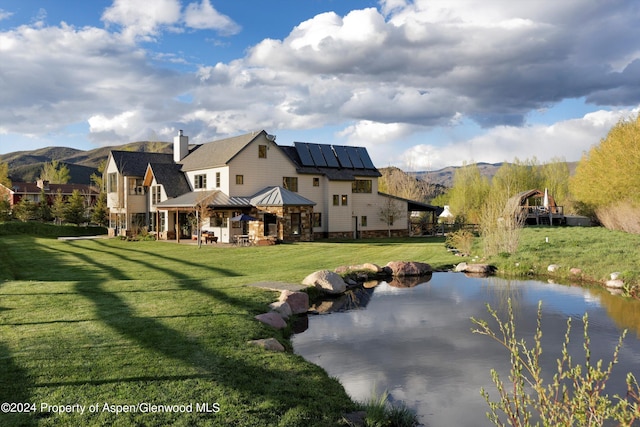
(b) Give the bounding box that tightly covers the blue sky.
[1,0,639,170]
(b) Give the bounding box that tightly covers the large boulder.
[302,270,347,294]
[455,263,495,274]
[278,290,309,314]
[254,312,287,329]
[385,261,432,277]
[269,301,292,319]
[334,263,383,275]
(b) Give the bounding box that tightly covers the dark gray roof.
[147,163,191,198]
[250,186,316,206]
[179,131,266,171]
[378,192,440,212]
[281,144,381,181]
[110,151,174,176]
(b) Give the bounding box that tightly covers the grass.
[485,226,640,288]
[0,231,452,426]
[1,224,639,426]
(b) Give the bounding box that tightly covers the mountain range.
[0,143,576,189]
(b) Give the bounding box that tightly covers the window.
[333,195,339,206]
[361,216,367,227]
[291,213,301,235]
[194,174,207,189]
[341,195,348,206]
[152,185,161,205]
[216,172,221,188]
[352,179,372,193]
[258,144,267,158]
[209,212,227,227]
[107,173,117,193]
[283,177,298,192]
[236,175,244,185]
[129,178,144,195]
[312,212,322,228]
[313,177,320,187]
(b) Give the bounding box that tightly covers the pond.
[292,273,640,426]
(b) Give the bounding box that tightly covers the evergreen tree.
[0,196,11,221]
[91,192,108,226]
[64,190,86,225]
[37,188,52,222]
[51,190,66,225]
[13,198,37,222]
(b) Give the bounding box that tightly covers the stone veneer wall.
[253,206,314,242]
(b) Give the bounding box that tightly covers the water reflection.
[292,273,640,427]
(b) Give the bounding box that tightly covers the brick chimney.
[174,130,189,162]
[37,180,50,191]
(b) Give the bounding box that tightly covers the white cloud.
[183,0,240,35]
[397,108,639,170]
[0,9,14,21]
[102,0,181,42]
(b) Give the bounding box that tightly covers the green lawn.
[0,234,452,426]
[1,227,639,426]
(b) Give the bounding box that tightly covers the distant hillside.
[1,141,172,184]
[413,161,579,188]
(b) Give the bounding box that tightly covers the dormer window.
[258,145,267,158]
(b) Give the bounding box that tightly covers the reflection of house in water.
[510,189,565,226]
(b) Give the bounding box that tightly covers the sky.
[1,0,639,170]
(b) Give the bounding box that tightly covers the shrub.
[445,229,475,256]
[471,299,640,426]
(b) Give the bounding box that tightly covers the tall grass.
[596,200,640,234]
[479,195,527,257]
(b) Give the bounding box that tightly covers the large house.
[104,130,437,243]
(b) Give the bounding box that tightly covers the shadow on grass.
[0,342,36,426]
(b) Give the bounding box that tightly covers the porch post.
[176,210,180,243]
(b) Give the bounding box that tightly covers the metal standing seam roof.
[250,186,316,206]
[155,190,252,209]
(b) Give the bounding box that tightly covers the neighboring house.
[105,130,438,242]
[0,180,98,208]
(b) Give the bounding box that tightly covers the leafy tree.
[446,162,491,224]
[40,160,71,184]
[64,190,86,225]
[541,157,570,206]
[0,161,11,187]
[378,196,403,237]
[571,113,640,212]
[379,167,433,202]
[491,157,542,199]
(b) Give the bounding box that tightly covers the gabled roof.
[250,186,316,206]
[109,151,174,177]
[144,163,191,198]
[179,130,267,171]
[378,192,440,212]
[281,143,381,181]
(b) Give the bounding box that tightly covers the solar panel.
[294,142,315,166]
[320,144,340,167]
[308,143,327,167]
[356,147,376,169]
[346,146,364,168]
[334,145,353,168]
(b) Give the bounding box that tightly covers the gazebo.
[509,189,565,225]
